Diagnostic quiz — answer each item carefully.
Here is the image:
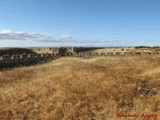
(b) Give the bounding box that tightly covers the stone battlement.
[0,53,55,61]
[0,48,160,70]
[0,53,57,70]
[76,51,160,57]
[0,49,160,62]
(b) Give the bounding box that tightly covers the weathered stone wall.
[1,49,160,63]
[0,53,55,69]
[0,47,75,69]
[1,48,160,70]
[76,51,160,57]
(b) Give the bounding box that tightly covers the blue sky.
[0,0,160,47]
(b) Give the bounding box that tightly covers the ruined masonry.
[0,47,160,69]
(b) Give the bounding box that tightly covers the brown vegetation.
[94,47,160,54]
[0,56,160,120]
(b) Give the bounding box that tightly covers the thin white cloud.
[0,29,122,47]
[0,29,72,42]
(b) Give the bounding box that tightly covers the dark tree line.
[75,47,103,53]
[0,48,36,56]
[135,46,160,49]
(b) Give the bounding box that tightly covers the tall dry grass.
[0,56,160,120]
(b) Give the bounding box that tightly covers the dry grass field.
[0,56,160,120]
[93,48,134,53]
[93,47,160,54]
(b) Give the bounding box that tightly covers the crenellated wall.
[0,49,160,62]
[76,51,160,57]
[0,53,56,69]
[0,53,55,61]
[0,48,160,69]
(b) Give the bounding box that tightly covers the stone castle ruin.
[0,47,75,69]
[0,47,160,69]
[31,47,75,56]
[0,53,56,69]
[77,49,160,57]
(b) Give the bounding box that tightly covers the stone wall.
[76,51,160,57]
[0,53,56,69]
[1,48,160,70]
[1,49,160,62]
[0,47,75,69]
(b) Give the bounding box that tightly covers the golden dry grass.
[0,56,160,120]
[93,48,135,53]
[93,48,160,54]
